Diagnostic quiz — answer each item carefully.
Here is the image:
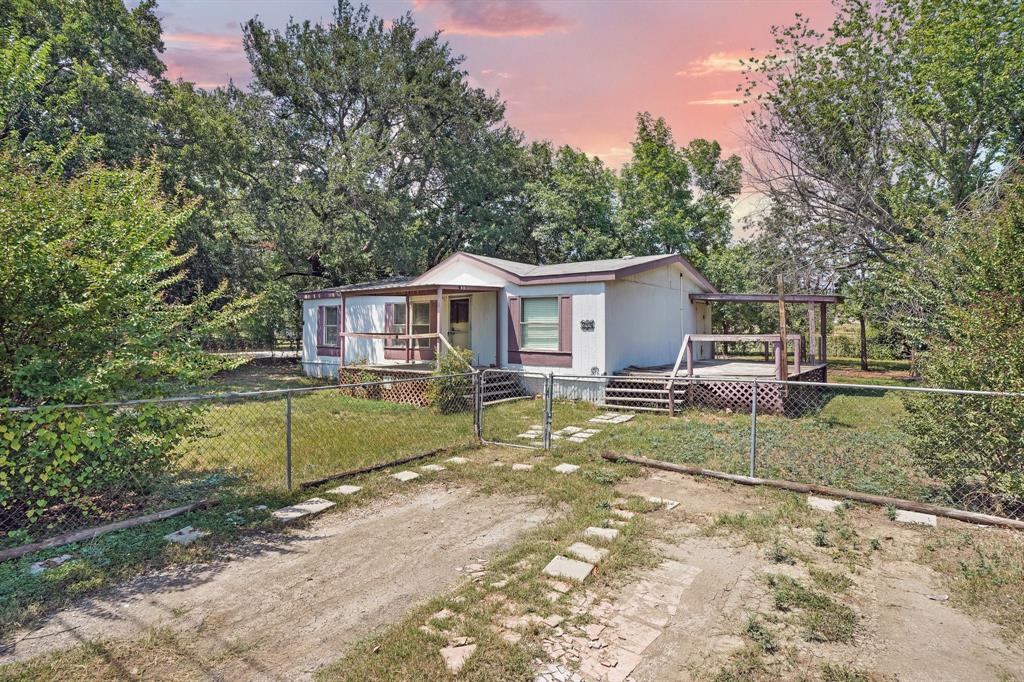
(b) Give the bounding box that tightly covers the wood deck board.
[620,360,826,380]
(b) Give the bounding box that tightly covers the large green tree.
[526,143,620,263]
[617,113,742,269]
[0,0,165,166]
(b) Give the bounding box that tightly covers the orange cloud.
[676,51,747,77]
[414,0,572,37]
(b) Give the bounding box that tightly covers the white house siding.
[604,265,684,372]
[301,295,400,376]
[467,291,498,366]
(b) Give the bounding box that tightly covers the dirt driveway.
[595,472,1024,682]
[2,486,550,680]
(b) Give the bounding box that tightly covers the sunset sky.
[156,0,834,220]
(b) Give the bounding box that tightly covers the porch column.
[819,302,828,365]
[405,293,411,363]
[807,303,817,364]
[494,290,501,368]
[436,286,443,365]
[793,336,801,376]
[686,337,694,377]
[339,293,346,371]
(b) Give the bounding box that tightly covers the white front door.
[448,298,471,349]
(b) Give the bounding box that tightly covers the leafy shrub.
[899,174,1024,517]
[0,151,254,542]
[426,347,474,414]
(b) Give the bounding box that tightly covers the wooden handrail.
[436,332,477,373]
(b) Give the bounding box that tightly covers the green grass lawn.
[176,388,475,490]
[483,385,930,503]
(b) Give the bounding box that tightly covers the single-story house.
[297,251,718,378]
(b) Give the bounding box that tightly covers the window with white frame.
[323,306,339,346]
[520,297,559,350]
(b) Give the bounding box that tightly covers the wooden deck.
[620,359,827,381]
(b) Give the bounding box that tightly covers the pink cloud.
[413,0,572,37]
[689,89,744,106]
[164,31,241,53]
[676,51,748,77]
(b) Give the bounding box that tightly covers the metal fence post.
[285,390,293,491]
[543,373,554,450]
[749,380,758,478]
[473,371,483,442]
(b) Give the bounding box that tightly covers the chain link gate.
[479,369,553,449]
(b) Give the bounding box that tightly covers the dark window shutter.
[428,300,438,333]
[316,306,325,345]
[559,295,572,353]
[385,302,394,331]
[507,296,520,352]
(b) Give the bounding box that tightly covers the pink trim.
[385,347,435,360]
[508,350,572,367]
[339,297,345,367]
[507,296,520,354]
[317,345,340,357]
[316,306,325,345]
[558,295,572,353]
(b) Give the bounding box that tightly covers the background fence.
[1,374,477,551]
[481,373,1024,521]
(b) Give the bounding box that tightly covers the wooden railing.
[337,331,476,373]
[664,333,803,416]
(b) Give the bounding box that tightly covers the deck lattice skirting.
[338,367,434,407]
[604,365,828,416]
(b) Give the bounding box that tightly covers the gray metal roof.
[468,253,677,277]
[323,276,414,292]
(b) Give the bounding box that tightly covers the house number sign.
[580,320,595,331]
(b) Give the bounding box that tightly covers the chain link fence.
[1,373,477,553]
[481,371,1024,521]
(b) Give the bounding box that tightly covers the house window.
[323,306,339,346]
[520,297,559,350]
[412,301,431,348]
[387,303,408,348]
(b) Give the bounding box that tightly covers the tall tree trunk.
[858,313,869,370]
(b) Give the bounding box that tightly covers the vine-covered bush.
[427,348,475,414]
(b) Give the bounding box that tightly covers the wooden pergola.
[688,291,844,366]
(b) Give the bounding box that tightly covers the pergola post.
[774,340,783,380]
[794,336,801,376]
[807,302,817,364]
[819,302,828,365]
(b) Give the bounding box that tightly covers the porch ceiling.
[301,283,502,300]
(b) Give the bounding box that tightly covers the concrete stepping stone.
[552,463,580,474]
[512,463,534,471]
[431,608,454,621]
[446,456,470,465]
[543,555,595,582]
[585,526,620,542]
[561,426,583,434]
[391,470,421,482]
[611,413,636,423]
[420,464,447,472]
[326,484,362,496]
[567,542,609,563]
[895,509,937,527]
[29,554,73,576]
[807,496,843,513]
[439,642,477,674]
[272,497,335,521]
[490,461,506,467]
[163,526,209,546]
[610,508,635,520]
[581,428,601,434]
[551,434,563,440]
[530,424,543,429]
[543,614,565,628]
[568,436,587,443]
[517,432,540,439]
[645,496,679,511]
